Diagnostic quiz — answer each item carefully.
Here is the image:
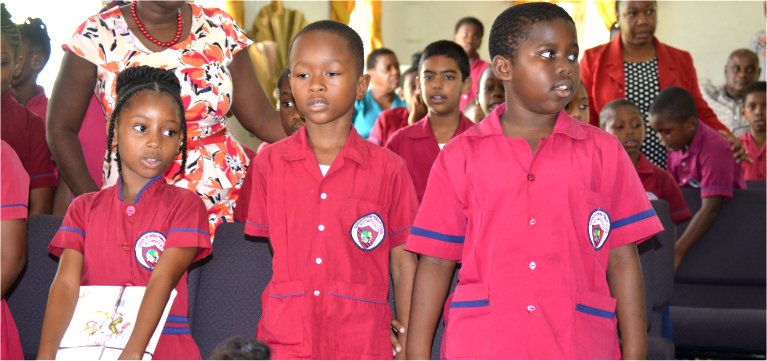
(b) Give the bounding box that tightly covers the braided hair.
[17,17,51,66]
[106,66,187,180]
[1,3,20,58]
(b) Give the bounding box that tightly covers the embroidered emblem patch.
[350,213,385,251]
[135,231,166,270]
[588,209,611,250]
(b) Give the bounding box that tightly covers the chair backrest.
[189,222,272,358]
[677,188,766,288]
[638,200,675,337]
[6,215,62,359]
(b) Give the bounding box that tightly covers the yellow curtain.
[330,0,383,59]
[224,0,244,28]
[595,0,616,31]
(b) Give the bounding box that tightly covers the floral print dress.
[64,4,253,238]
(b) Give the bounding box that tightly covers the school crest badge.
[135,231,166,270]
[588,209,611,250]
[350,213,385,251]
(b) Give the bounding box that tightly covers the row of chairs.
[6,187,764,359]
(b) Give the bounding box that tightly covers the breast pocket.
[258,281,305,347]
[574,190,612,253]
[443,283,492,359]
[326,280,390,357]
[573,290,618,359]
[344,199,387,253]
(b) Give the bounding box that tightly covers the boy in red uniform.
[565,83,590,124]
[466,66,505,123]
[738,81,766,180]
[368,66,427,146]
[386,40,474,202]
[650,87,746,271]
[454,17,489,111]
[406,3,662,359]
[601,99,691,224]
[244,21,419,359]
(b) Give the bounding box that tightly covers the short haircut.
[276,68,290,90]
[17,17,51,65]
[419,40,470,81]
[649,87,697,123]
[290,20,364,75]
[742,81,766,105]
[1,3,20,58]
[209,337,270,360]
[729,48,760,65]
[599,98,641,129]
[454,16,484,37]
[489,2,574,61]
[367,48,396,70]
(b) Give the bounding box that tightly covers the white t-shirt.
[438,143,445,150]
[319,164,331,177]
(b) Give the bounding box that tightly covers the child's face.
[604,105,645,158]
[369,54,400,94]
[564,84,589,123]
[743,91,766,134]
[417,55,470,116]
[114,91,182,183]
[453,23,482,59]
[648,113,695,151]
[11,41,36,87]
[277,80,305,136]
[477,67,504,116]
[616,0,657,48]
[401,72,418,108]
[0,37,21,92]
[499,18,579,116]
[289,31,368,126]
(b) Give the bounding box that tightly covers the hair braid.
[1,4,20,57]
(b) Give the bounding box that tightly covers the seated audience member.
[11,17,50,119]
[386,40,474,202]
[700,49,761,136]
[466,66,504,123]
[368,66,426,146]
[235,69,305,223]
[453,16,488,111]
[601,99,691,224]
[1,4,55,215]
[648,87,745,271]
[353,48,404,138]
[209,337,271,360]
[565,83,589,124]
[739,81,766,180]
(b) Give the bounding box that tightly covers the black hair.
[1,3,20,58]
[209,337,270,360]
[599,98,642,129]
[419,40,470,81]
[290,20,364,75]
[742,81,767,105]
[17,17,51,66]
[489,2,574,61]
[649,87,697,123]
[106,66,187,179]
[276,68,290,90]
[615,0,622,17]
[367,48,396,70]
[454,16,484,37]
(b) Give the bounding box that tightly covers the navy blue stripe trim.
[410,227,464,244]
[450,299,490,308]
[612,209,656,229]
[167,228,208,236]
[246,220,269,229]
[328,293,387,305]
[59,226,85,237]
[30,173,55,179]
[161,326,190,335]
[268,292,304,299]
[166,315,188,324]
[390,226,410,237]
[0,203,28,209]
[575,304,615,319]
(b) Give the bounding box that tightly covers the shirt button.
[318,224,325,232]
[126,205,136,216]
[527,174,535,181]
[315,257,323,264]
[313,290,320,296]
[527,305,536,312]
[529,218,536,226]
[320,192,327,200]
[682,161,687,167]
[529,261,536,270]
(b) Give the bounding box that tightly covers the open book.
[56,285,177,360]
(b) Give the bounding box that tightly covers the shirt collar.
[407,113,474,139]
[635,153,655,175]
[686,120,708,154]
[282,126,368,166]
[466,103,587,140]
[118,175,164,204]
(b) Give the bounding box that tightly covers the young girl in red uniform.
[37,66,212,360]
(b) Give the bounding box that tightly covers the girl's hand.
[719,130,751,163]
[391,319,406,358]
[118,349,144,360]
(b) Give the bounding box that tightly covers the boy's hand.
[408,90,428,125]
[719,130,751,163]
[391,319,406,358]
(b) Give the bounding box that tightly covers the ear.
[111,123,119,151]
[491,55,512,82]
[683,116,697,132]
[356,74,371,100]
[12,55,23,79]
[461,76,472,95]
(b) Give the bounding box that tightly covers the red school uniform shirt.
[49,176,212,360]
[1,141,29,361]
[739,132,766,181]
[1,91,56,189]
[667,121,746,200]
[406,104,663,360]
[635,153,692,224]
[368,106,409,146]
[459,57,489,111]
[244,127,418,360]
[386,113,474,202]
[20,85,48,122]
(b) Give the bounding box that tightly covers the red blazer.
[580,36,727,132]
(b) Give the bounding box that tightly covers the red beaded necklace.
[130,1,183,48]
